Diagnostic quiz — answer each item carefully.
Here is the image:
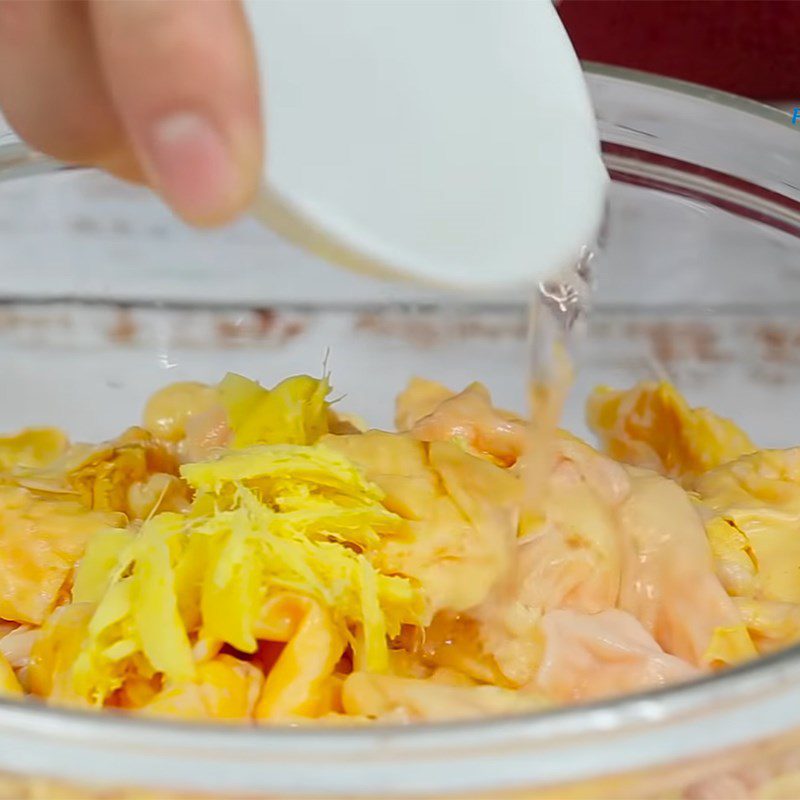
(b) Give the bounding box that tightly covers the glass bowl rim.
[0,62,793,180]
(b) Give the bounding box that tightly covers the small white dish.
[244,0,608,290]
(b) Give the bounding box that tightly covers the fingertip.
[143,110,260,226]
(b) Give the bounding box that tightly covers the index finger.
[90,0,263,226]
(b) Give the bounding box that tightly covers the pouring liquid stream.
[522,247,594,523]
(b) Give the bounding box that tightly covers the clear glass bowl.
[1,65,800,799]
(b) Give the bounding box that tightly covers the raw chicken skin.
[141,655,263,721]
[588,381,754,484]
[472,432,751,691]
[341,671,546,722]
[0,488,122,626]
[695,449,800,652]
[395,377,455,432]
[400,379,526,467]
[538,609,699,702]
[324,430,520,614]
[617,468,751,666]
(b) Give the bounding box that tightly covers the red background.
[557,0,800,99]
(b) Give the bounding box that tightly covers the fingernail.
[144,112,243,224]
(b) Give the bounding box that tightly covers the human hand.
[0,0,262,226]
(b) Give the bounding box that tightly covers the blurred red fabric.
[557,0,800,99]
